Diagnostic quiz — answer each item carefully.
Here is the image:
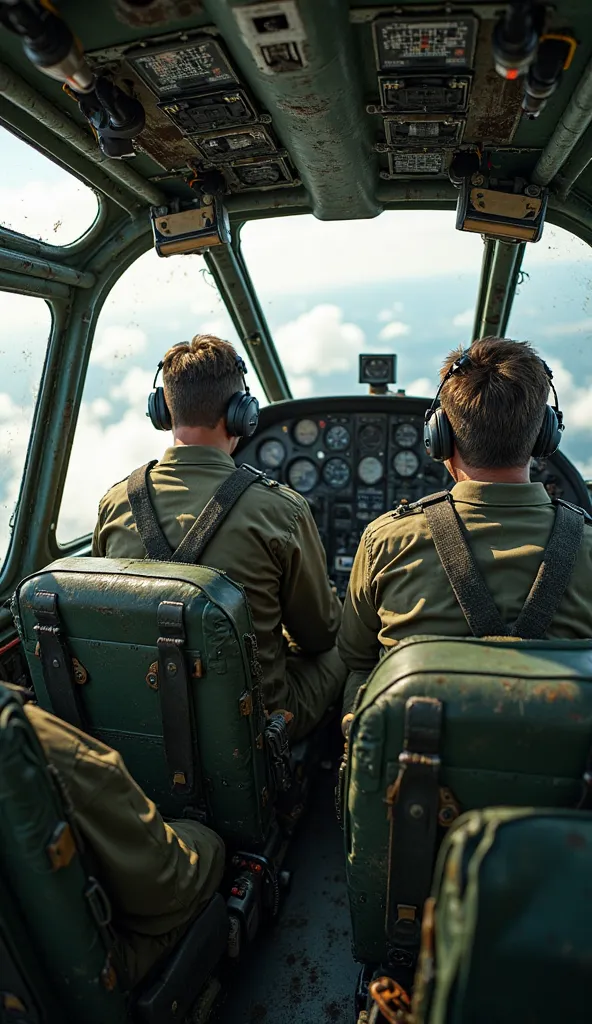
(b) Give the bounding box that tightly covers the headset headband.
[153,350,250,392]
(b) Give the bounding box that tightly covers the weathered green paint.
[474,240,525,340]
[0,247,95,288]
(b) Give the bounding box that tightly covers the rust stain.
[532,682,578,702]
[113,0,202,28]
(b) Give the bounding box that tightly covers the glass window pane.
[57,249,263,543]
[507,224,592,481]
[240,211,484,398]
[0,126,98,245]
[0,292,51,568]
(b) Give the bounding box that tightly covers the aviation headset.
[147,347,259,437]
[423,348,564,463]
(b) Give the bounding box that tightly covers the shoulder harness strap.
[127,461,173,561]
[172,463,266,564]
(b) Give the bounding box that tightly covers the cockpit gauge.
[258,438,286,469]
[393,450,420,477]
[287,458,319,494]
[325,424,351,451]
[359,423,382,448]
[394,422,419,448]
[358,456,384,486]
[323,458,351,490]
[294,418,319,446]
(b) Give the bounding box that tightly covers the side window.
[57,250,261,543]
[507,224,592,480]
[0,293,52,568]
[0,126,99,245]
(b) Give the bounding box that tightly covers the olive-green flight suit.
[338,481,592,714]
[93,446,346,741]
[25,701,224,986]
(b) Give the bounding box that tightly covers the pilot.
[338,337,592,730]
[6,684,224,987]
[93,334,346,742]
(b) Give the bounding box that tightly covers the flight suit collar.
[451,480,552,506]
[158,445,236,469]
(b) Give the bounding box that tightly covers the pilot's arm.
[280,500,342,655]
[337,526,382,717]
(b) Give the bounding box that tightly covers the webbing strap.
[156,601,201,800]
[421,492,585,639]
[127,461,173,561]
[512,501,584,639]
[422,494,508,637]
[172,464,264,563]
[385,697,442,973]
[127,462,264,564]
[32,591,86,730]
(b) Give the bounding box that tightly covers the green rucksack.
[412,807,592,1024]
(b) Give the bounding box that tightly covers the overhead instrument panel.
[127,39,238,99]
[369,14,479,181]
[235,397,588,600]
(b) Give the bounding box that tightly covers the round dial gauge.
[258,438,286,469]
[287,458,319,494]
[359,423,382,448]
[358,455,383,486]
[395,422,419,448]
[294,418,319,446]
[325,424,351,451]
[393,450,420,478]
[323,458,351,489]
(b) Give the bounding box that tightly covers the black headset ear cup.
[147,387,172,431]
[226,392,260,438]
[424,407,454,463]
[531,405,561,459]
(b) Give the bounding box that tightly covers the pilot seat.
[0,682,229,1024]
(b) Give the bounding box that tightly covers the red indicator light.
[506,68,520,80]
[319,420,326,428]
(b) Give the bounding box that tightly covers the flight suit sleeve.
[91,514,104,556]
[337,527,382,712]
[279,500,342,655]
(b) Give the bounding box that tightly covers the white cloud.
[452,309,474,328]
[290,375,314,399]
[543,356,592,432]
[540,318,592,338]
[274,304,365,377]
[0,179,98,247]
[406,377,432,397]
[110,367,154,410]
[90,326,147,367]
[377,302,404,322]
[378,320,410,341]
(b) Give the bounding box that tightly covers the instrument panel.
[235,396,591,599]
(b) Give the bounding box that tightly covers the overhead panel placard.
[373,17,478,72]
[128,38,238,99]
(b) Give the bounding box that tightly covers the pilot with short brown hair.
[93,334,346,741]
[338,337,592,728]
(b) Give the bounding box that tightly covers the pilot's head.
[163,334,245,451]
[439,337,552,476]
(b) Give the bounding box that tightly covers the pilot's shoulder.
[240,464,307,513]
[97,473,131,515]
[555,497,592,527]
[364,500,427,541]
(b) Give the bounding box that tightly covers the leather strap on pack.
[157,601,200,799]
[420,491,585,639]
[127,462,265,564]
[32,591,86,730]
[385,697,442,971]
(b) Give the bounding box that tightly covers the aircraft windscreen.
[0,126,99,246]
[507,224,592,482]
[240,211,484,398]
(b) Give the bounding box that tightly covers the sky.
[1,125,592,563]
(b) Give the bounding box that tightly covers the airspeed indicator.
[393,450,420,477]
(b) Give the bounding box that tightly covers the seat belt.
[126,462,266,564]
[417,491,585,639]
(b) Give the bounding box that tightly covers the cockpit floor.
[216,765,358,1024]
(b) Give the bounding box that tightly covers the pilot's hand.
[341,713,354,739]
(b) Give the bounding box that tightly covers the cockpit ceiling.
[1,1,592,226]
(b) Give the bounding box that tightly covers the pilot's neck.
[445,456,531,485]
[172,422,238,456]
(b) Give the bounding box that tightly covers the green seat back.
[0,684,128,1024]
[13,558,274,850]
[344,635,592,965]
[414,807,592,1024]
